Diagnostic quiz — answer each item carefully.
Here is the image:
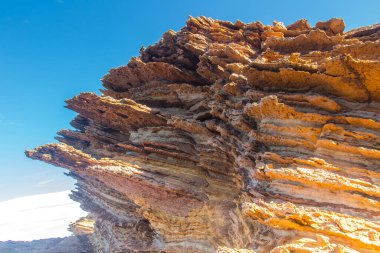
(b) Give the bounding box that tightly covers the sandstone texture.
[27,17,380,252]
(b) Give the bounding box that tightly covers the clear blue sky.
[1,0,379,201]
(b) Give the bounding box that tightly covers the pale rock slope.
[0,191,87,241]
[0,191,92,253]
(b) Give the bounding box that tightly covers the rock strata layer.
[27,17,380,252]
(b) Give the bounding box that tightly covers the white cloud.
[35,179,55,188]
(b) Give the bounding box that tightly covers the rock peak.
[27,17,380,252]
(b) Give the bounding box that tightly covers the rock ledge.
[27,17,380,252]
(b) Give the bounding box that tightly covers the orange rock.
[26,16,380,252]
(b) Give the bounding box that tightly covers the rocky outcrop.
[26,17,380,252]
[0,236,93,253]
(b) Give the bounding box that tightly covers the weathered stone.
[286,19,311,31]
[27,17,380,252]
[315,18,345,35]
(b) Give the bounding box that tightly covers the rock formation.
[0,236,93,253]
[26,17,380,252]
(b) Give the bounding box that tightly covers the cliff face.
[26,17,380,252]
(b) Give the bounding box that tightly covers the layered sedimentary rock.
[27,17,380,252]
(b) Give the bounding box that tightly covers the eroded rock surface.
[27,17,380,252]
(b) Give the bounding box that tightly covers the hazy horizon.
[0,191,87,241]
